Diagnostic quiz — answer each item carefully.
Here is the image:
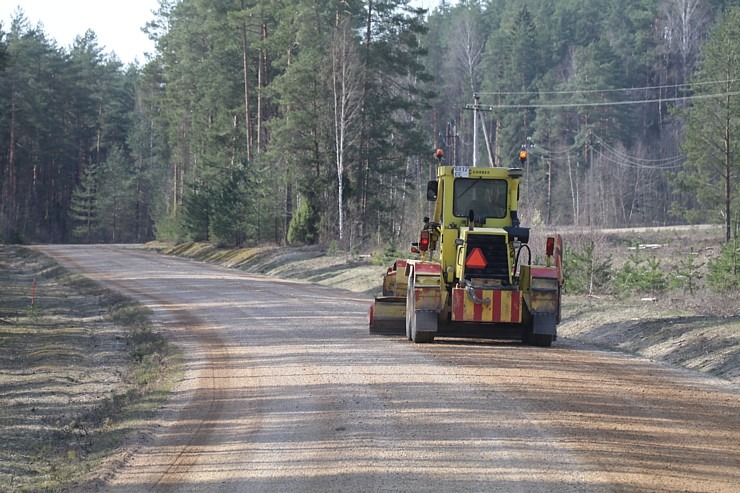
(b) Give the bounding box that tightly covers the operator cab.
[453,178,508,221]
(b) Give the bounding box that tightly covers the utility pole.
[464,93,495,167]
[473,95,478,167]
[443,120,459,166]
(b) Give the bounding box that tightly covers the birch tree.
[450,4,486,96]
[660,0,710,83]
[331,16,362,243]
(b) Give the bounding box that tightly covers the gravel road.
[35,245,739,493]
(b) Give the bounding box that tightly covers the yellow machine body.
[369,163,564,345]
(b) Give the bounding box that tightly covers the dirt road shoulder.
[0,246,178,492]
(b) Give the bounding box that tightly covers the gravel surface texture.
[35,245,740,493]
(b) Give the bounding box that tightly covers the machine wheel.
[521,311,532,344]
[406,270,435,344]
[521,304,555,347]
[523,320,554,346]
[405,274,414,341]
[413,324,435,343]
[529,333,553,347]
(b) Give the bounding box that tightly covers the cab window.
[453,178,508,218]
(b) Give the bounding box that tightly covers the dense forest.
[0,0,738,249]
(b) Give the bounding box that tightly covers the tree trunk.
[567,153,577,225]
[359,0,373,242]
[546,159,552,225]
[240,1,253,162]
[258,22,268,154]
[3,76,18,230]
[724,99,732,243]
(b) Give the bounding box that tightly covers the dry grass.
[153,242,387,294]
[0,246,179,492]
[545,226,739,383]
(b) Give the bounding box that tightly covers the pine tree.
[356,0,433,246]
[675,7,740,243]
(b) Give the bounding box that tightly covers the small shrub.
[615,247,666,295]
[327,240,339,256]
[110,305,151,328]
[670,249,704,295]
[26,303,41,321]
[706,239,740,292]
[563,240,613,295]
[369,239,405,266]
[287,197,319,245]
[128,326,167,363]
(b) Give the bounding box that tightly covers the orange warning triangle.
[466,247,488,269]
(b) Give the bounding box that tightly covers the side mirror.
[426,180,438,201]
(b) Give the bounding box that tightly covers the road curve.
[35,245,740,493]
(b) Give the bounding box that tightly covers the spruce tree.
[68,165,99,243]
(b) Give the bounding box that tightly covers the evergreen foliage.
[673,6,740,243]
[615,249,667,295]
[68,165,99,244]
[562,240,613,295]
[97,146,137,243]
[669,249,704,295]
[0,1,738,255]
[182,184,212,243]
[287,194,319,246]
[707,237,740,291]
[210,165,250,247]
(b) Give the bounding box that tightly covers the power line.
[486,90,740,109]
[533,145,684,170]
[593,148,684,169]
[530,133,686,170]
[590,132,685,164]
[529,146,579,159]
[477,78,740,97]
